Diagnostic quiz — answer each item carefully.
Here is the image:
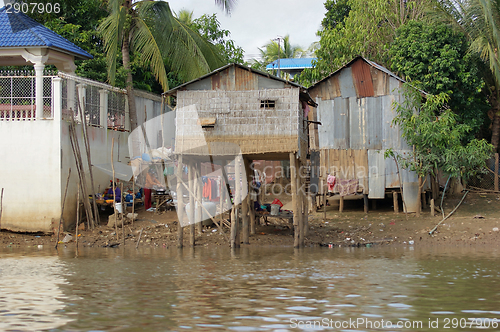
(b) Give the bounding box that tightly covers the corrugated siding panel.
[351,59,374,97]
[333,97,349,149]
[235,66,258,90]
[402,182,419,212]
[382,94,398,149]
[368,149,385,198]
[384,149,418,188]
[338,67,357,98]
[366,97,382,149]
[349,97,367,149]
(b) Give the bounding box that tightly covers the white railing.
[0,75,54,121]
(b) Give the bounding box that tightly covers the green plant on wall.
[386,83,493,211]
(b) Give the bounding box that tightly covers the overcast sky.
[167,0,326,61]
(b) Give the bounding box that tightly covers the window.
[260,99,276,109]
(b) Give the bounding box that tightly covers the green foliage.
[390,83,494,180]
[191,14,244,64]
[388,20,488,135]
[322,0,351,30]
[297,0,431,86]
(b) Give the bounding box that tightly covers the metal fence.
[59,72,127,128]
[0,73,54,121]
[466,153,500,192]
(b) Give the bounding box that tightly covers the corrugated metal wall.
[309,58,422,211]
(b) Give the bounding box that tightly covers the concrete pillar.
[52,77,61,121]
[34,62,44,120]
[76,83,86,121]
[99,89,109,128]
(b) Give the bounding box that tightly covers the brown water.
[1,245,500,331]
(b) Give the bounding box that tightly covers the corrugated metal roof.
[266,58,316,70]
[0,7,92,60]
[309,56,405,90]
[163,62,317,106]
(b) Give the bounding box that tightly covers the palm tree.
[176,9,194,26]
[98,0,233,131]
[433,0,500,151]
[258,35,305,64]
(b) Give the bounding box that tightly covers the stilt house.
[307,56,424,212]
[164,63,316,247]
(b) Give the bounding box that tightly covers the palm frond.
[98,0,127,86]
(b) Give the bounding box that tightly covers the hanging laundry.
[327,174,336,192]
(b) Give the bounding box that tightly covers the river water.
[1,245,499,331]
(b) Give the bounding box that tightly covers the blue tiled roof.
[266,58,316,70]
[0,7,92,60]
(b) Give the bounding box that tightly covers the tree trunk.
[490,90,500,153]
[122,33,138,132]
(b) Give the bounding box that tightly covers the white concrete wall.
[60,123,130,230]
[0,120,62,232]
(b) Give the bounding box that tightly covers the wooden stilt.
[430,198,435,217]
[176,155,184,248]
[132,176,135,226]
[363,194,369,213]
[242,158,250,244]
[495,153,499,192]
[393,191,399,213]
[230,207,236,248]
[297,159,304,247]
[195,162,203,235]
[339,195,344,213]
[416,177,422,218]
[290,152,300,248]
[234,155,241,247]
[111,137,118,242]
[75,182,80,256]
[188,161,195,247]
[121,182,125,245]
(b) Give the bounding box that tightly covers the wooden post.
[422,192,427,209]
[121,182,125,245]
[230,207,237,248]
[195,162,203,235]
[188,160,195,247]
[297,158,304,247]
[176,155,184,248]
[290,152,300,248]
[111,137,118,241]
[495,153,499,192]
[393,191,399,213]
[363,194,369,213]
[132,176,135,226]
[242,158,250,244]
[339,195,344,213]
[430,198,435,217]
[245,159,256,236]
[416,177,422,218]
[75,182,80,256]
[234,155,241,247]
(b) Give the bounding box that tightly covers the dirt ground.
[1,192,500,250]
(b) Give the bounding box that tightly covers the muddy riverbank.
[1,192,499,250]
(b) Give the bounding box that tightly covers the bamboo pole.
[176,155,184,248]
[77,93,100,228]
[188,161,195,247]
[290,152,299,248]
[55,169,71,249]
[136,227,143,249]
[68,118,94,228]
[121,182,125,246]
[195,162,203,235]
[132,176,135,226]
[111,137,118,242]
[75,182,80,256]
[241,158,250,244]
